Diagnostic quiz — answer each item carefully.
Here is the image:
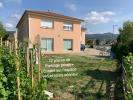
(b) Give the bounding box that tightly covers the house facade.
[16,10,86,54]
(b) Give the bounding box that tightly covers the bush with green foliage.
[0,22,6,38]
[123,53,133,99]
[111,21,133,59]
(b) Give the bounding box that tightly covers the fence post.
[30,50,34,87]
[7,40,9,47]
[0,37,2,46]
[27,47,30,76]
[38,41,41,82]
[34,34,41,82]
[15,41,21,100]
[16,62,21,100]
[5,40,7,47]
[9,41,12,54]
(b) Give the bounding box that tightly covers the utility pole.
[112,24,118,40]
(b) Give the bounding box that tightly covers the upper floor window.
[63,22,73,31]
[41,19,53,28]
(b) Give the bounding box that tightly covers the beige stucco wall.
[28,13,82,53]
[81,30,85,45]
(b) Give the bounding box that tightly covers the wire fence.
[121,61,133,98]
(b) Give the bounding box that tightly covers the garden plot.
[41,55,117,100]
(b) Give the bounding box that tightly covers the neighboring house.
[16,10,86,54]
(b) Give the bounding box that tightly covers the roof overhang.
[16,10,84,28]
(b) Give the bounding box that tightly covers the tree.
[85,38,94,48]
[111,21,133,59]
[0,22,6,43]
[96,39,100,45]
[0,22,6,38]
[117,21,133,43]
[85,38,93,45]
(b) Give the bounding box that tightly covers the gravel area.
[70,48,110,58]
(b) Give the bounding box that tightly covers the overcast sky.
[0,0,133,34]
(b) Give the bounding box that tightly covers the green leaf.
[0,67,4,72]
[2,77,7,82]
[0,88,8,96]
[0,82,3,88]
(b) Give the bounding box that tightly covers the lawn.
[41,54,118,100]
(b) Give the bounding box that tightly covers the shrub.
[123,53,133,99]
[111,21,133,60]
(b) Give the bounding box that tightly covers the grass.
[41,54,118,100]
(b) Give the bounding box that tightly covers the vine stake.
[31,50,34,87]
[38,45,41,82]
[27,47,30,76]
[15,43,21,100]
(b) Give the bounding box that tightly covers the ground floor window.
[64,39,73,51]
[41,38,53,52]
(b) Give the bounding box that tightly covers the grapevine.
[0,44,47,100]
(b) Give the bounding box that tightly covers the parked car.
[85,45,90,48]
[81,44,85,51]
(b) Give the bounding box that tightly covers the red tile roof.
[16,10,84,27]
[29,10,84,21]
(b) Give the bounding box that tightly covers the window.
[63,23,73,31]
[41,38,53,52]
[41,19,53,28]
[64,39,73,51]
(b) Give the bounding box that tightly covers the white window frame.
[63,22,73,31]
[41,19,53,29]
[63,39,73,51]
[41,38,54,52]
